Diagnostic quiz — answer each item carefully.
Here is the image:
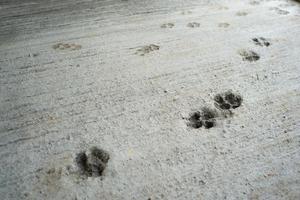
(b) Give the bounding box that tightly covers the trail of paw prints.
[75,146,110,177]
[252,37,271,47]
[186,90,243,129]
[135,44,160,56]
[187,22,200,28]
[161,23,174,28]
[238,49,260,62]
[52,43,82,51]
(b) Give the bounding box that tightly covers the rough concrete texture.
[0,0,300,199]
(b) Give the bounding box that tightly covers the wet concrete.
[0,0,300,199]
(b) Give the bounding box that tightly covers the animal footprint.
[249,1,260,5]
[218,23,230,28]
[269,7,289,15]
[278,3,296,8]
[181,10,192,15]
[236,11,248,16]
[187,107,218,129]
[187,22,200,28]
[215,5,229,10]
[238,50,260,62]
[186,91,243,130]
[161,23,174,28]
[135,44,160,56]
[52,43,82,51]
[75,147,110,177]
[252,37,270,47]
[214,90,243,110]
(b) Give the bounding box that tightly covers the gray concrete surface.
[1,0,300,199]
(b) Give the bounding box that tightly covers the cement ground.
[0,0,300,199]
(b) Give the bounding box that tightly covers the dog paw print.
[52,43,82,51]
[181,10,192,15]
[161,23,174,28]
[75,147,110,177]
[249,1,260,5]
[278,3,296,8]
[215,5,229,10]
[269,7,289,15]
[218,23,230,28]
[238,50,260,62]
[236,11,248,16]
[214,90,243,110]
[186,91,243,130]
[252,37,270,47]
[187,22,200,28]
[187,107,218,129]
[135,44,160,56]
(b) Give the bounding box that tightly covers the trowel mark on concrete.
[187,107,218,129]
[252,37,271,47]
[75,146,110,177]
[135,44,160,56]
[238,49,260,62]
[52,43,82,51]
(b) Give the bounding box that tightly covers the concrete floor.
[0,0,300,199]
